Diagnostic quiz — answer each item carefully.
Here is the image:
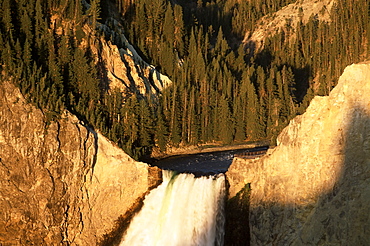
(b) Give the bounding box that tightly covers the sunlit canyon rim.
[226,62,370,245]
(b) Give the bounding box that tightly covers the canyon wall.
[0,82,161,245]
[227,62,370,245]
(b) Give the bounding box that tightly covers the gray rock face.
[0,82,161,245]
[226,62,370,245]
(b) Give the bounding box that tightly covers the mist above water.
[120,170,226,246]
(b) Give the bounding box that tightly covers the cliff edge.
[226,62,370,245]
[0,82,161,245]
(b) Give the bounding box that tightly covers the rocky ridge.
[244,0,335,52]
[226,62,370,245]
[0,81,161,245]
[52,11,172,101]
[94,19,172,100]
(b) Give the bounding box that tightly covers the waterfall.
[120,170,226,246]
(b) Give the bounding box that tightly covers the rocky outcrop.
[92,34,171,99]
[226,62,370,245]
[91,19,172,100]
[0,82,161,245]
[244,0,335,52]
[55,12,171,101]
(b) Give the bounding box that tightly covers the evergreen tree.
[163,2,174,44]
[155,105,168,151]
[217,95,233,144]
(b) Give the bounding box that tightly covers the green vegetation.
[0,0,369,160]
[118,0,370,153]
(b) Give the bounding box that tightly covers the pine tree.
[173,4,185,57]
[233,95,246,141]
[217,95,233,144]
[88,0,101,30]
[243,73,263,140]
[214,27,229,56]
[138,99,153,148]
[163,2,174,44]
[155,105,168,151]
[1,0,13,38]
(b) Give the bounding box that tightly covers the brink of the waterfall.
[120,170,226,246]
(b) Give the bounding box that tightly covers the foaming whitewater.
[120,170,226,246]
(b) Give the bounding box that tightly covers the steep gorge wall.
[0,82,161,245]
[227,62,370,245]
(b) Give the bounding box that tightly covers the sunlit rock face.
[226,62,370,245]
[88,23,171,100]
[0,82,161,245]
[243,0,335,52]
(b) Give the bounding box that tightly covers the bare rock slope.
[0,82,161,245]
[244,0,335,52]
[227,62,370,245]
[92,20,172,100]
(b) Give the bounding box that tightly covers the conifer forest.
[0,0,369,159]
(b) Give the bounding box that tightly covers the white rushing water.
[120,170,226,246]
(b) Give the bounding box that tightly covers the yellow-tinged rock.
[0,82,161,245]
[226,62,370,245]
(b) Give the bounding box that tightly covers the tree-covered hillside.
[0,0,155,159]
[115,0,370,153]
[0,0,369,160]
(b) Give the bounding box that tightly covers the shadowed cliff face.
[226,62,370,245]
[0,82,161,245]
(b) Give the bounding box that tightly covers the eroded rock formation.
[0,82,161,245]
[91,19,172,100]
[227,62,370,245]
[243,0,335,52]
[90,31,172,99]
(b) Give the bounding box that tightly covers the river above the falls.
[151,146,268,176]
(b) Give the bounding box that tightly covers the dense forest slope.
[227,62,370,245]
[0,0,171,159]
[0,81,161,244]
[0,0,369,160]
[113,0,370,157]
